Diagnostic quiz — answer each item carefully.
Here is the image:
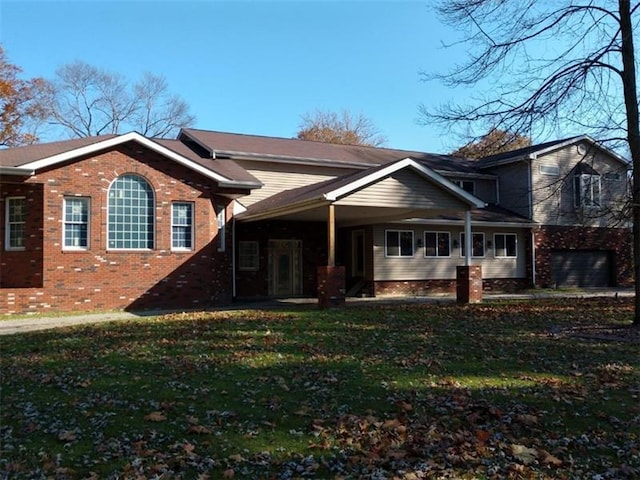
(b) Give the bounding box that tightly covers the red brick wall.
[533,226,632,288]
[373,278,529,296]
[0,142,234,315]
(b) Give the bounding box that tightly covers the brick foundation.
[317,266,346,308]
[456,265,483,304]
[373,277,528,296]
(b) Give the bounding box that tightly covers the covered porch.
[233,158,486,305]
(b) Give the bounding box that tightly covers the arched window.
[108,174,154,249]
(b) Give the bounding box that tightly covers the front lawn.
[1,298,638,479]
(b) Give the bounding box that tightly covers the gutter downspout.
[232,215,237,299]
[531,229,536,287]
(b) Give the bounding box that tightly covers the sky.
[1,0,473,153]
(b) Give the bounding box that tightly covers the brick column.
[317,266,346,308]
[456,265,483,304]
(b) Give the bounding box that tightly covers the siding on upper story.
[530,143,629,227]
[485,161,531,219]
[372,224,527,281]
[334,170,469,210]
[443,176,497,204]
[236,160,356,206]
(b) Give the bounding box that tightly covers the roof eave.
[0,166,35,176]
[238,197,330,222]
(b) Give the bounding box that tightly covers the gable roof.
[476,135,630,168]
[0,132,261,189]
[179,128,479,174]
[240,157,485,222]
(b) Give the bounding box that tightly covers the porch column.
[318,203,345,308]
[457,210,483,303]
[328,204,336,267]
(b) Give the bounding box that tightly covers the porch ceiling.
[252,203,469,227]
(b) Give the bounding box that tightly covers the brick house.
[0,130,632,314]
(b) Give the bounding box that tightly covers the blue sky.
[1,1,472,153]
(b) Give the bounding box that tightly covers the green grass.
[1,298,638,479]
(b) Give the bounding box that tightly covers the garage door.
[551,251,612,287]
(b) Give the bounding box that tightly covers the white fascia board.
[20,132,248,186]
[324,157,486,209]
[530,135,630,166]
[0,166,35,176]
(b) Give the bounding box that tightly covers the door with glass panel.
[268,240,302,296]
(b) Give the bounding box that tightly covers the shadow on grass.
[1,299,638,478]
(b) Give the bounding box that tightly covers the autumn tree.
[0,45,48,146]
[42,61,195,138]
[421,1,640,326]
[451,129,532,159]
[297,109,386,147]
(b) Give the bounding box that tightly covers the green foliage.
[1,299,638,478]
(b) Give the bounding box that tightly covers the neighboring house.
[0,129,632,314]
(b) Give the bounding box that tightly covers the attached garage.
[551,250,613,287]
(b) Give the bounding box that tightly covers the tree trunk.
[619,0,640,326]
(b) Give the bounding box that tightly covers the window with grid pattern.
[172,202,193,250]
[5,197,26,250]
[63,197,89,249]
[107,175,154,249]
[238,241,259,270]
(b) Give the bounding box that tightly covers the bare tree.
[42,61,195,138]
[421,1,640,326]
[297,109,387,147]
[451,128,532,159]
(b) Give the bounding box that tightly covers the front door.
[352,230,365,277]
[268,240,303,296]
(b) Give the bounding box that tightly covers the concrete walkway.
[0,288,633,336]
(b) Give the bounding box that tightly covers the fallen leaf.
[511,444,537,465]
[144,411,167,422]
[223,468,235,478]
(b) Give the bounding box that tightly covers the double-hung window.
[460,232,485,257]
[172,202,194,251]
[424,231,450,257]
[107,174,154,250]
[63,197,89,250]
[5,197,26,250]
[574,174,601,207]
[494,233,517,258]
[385,230,414,257]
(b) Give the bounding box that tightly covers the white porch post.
[327,204,336,267]
[464,209,472,266]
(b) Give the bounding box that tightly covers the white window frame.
[217,206,226,252]
[460,232,485,258]
[574,174,601,208]
[63,197,90,251]
[424,231,451,258]
[238,241,259,271]
[493,233,517,258]
[453,179,475,195]
[539,164,560,176]
[385,230,414,258]
[107,174,155,250]
[171,202,194,251]
[5,196,26,251]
